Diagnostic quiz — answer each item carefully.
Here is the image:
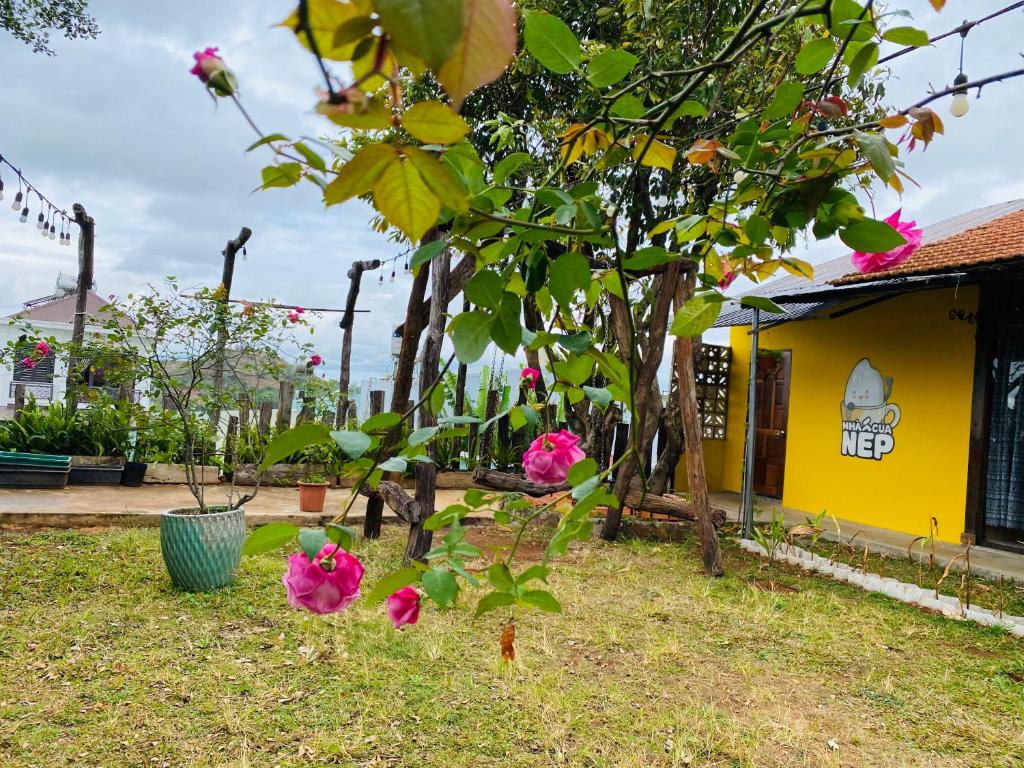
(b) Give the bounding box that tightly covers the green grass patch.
[1,526,1023,767]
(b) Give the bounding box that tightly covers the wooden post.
[454,298,470,416]
[13,383,26,416]
[479,389,500,465]
[346,401,357,426]
[336,259,381,428]
[369,390,385,417]
[257,400,273,436]
[238,393,251,429]
[361,387,389,538]
[674,271,724,576]
[65,203,95,406]
[210,227,252,430]
[406,248,450,562]
[224,415,239,468]
[276,380,294,431]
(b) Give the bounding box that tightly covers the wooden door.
[754,350,791,498]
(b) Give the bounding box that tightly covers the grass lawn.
[2,523,1024,768]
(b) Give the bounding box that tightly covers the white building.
[1,281,143,415]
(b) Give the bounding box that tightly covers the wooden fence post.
[258,400,273,436]
[14,383,26,416]
[276,381,294,431]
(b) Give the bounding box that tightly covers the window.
[695,344,730,440]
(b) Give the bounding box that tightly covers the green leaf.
[666,100,708,127]
[401,100,470,144]
[365,566,421,606]
[519,589,562,613]
[882,26,929,47]
[464,270,504,309]
[324,143,399,206]
[744,215,771,245]
[486,563,515,591]
[293,142,326,173]
[493,152,531,184]
[853,129,895,182]
[548,252,591,308]
[408,426,439,446]
[845,41,879,86]
[609,94,645,118]
[325,523,355,552]
[450,310,493,363]
[491,292,522,355]
[261,423,331,471]
[261,163,302,189]
[740,296,786,314]
[242,522,299,556]
[435,0,519,110]
[556,330,592,355]
[378,456,408,473]
[422,568,459,607]
[375,0,463,70]
[763,81,804,121]
[372,156,440,242]
[403,146,469,213]
[795,38,836,75]
[298,528,329,561]
[409,239,448,272]
[582,385,612,407]
[516,565,550,585]
[330,430,372,459]
[246,133,289,152]
[475,590,516,617]
[670,294,722,338]
[623,246,673,270]
[586,48,638,87]
[523,10,581,74]
[840,217,907,253]
[361,412,403,432]
[567,457,598,486]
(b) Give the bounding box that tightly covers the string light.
[0,152,76,247]
[950,24,971,118]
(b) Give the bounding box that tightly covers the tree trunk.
[674,272,724,576]
[276,380,294,431]
[649,378,683,495]
[336,259,381,428]
[66,203,96,406]
[210,226,252,431]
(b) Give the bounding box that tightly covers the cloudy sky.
[1,1,1022,374]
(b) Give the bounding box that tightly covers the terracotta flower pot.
[298,481,330,513]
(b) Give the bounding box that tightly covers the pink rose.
[717,258,737,290]
[282,544,364,615]
[35,341,51,355]
[386,586,421,629]
[190,47,225,83]
[20,356,36,369]
[521,367,541,389]
[310,353,323,366]
[851,209,923,274]
[523,430,586,485]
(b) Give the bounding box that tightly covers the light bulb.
[11,191,22,211]
[19,206,29,223]
[49,224,56,239]
[41,224,50,237]
[36,212,45,229]
[0,180,4,202]
[950,92,969,117]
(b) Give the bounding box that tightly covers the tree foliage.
[1,0,99,54]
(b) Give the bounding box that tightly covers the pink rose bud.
[282,544,364,615]
[522,430,586,485]
[851,209,923,274]
[310,353,323,366]
[35,341,51,355]
[520,367,541,389]
[190,47,236,96]
[386,585,421,630]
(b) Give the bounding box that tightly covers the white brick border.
[738,539,1024,638]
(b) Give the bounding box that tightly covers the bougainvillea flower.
[287,311,300,324]
[282,544,364,615]
[20,356,36,369]
[240,300,254,317]
[34,341,51,355]
[718,258,737,290]
[386,586,421,629]
[523,430,586,485]
[851,209,923,274]
[520,367,541,389]
[310,353,323,366]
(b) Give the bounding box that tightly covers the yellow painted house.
[701,200,1024,551]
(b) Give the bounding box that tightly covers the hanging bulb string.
[0,152,77,236]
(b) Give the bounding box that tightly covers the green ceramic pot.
[160,505,246,591]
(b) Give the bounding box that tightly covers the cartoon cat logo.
[840,358,900,460]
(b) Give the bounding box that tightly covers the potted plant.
[298,470,330,513]
[99,278,312,590]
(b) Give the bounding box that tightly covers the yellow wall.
[710,286,979,544]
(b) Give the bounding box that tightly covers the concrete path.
[0,485,474,530]
[710,491,1024,583]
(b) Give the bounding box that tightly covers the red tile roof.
[834,204,1024,284]
[10,291,117,325]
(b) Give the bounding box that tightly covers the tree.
[1,0,99,54]
[211,0,1023,627]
